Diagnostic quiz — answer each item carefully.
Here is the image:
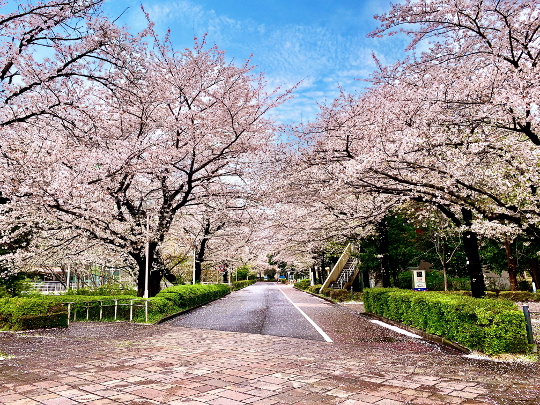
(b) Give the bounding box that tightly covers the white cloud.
[104,0,406,124]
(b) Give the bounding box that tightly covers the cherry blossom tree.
[0,27,291,296]
[289,0,540,297]
[0,0,146,130]
[371,0,539,142]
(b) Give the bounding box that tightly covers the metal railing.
[30,281,67,293]
[64,299,149,325]
[320,243,356,291]
[331,258,359,289]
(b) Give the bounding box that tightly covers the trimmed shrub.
[151,284,231,322]
[320,288,333,297]
[330,289,350,302]
[497,291,540,302]
[16,310,68,330]
[0,284,232,329]
[157,284,229,305]
[294,279,311,290]
[351,292,363,301]
[364,288,530,355]
[64,283,136,296]
[0,297,68,330]
[231,280,256,291]
[307,284,322,294]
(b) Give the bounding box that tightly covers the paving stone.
[0,292,538,405]
[0,394,26,403]
[31,393,59,402]
[374,399,405,405]
[349,393,383,403]
[207,398,245,405]
[80,400,121,405]
[106,393,141,402]
[247,399,279,405]
[128,387,167,400]
[216,389,255,401]
[245,388,278,398]
[325,388,353,398]
[448,390,480,399]
[339,400,375,405]
[41,397,78,405]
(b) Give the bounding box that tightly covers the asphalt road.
[168,282,462,355]
[168,282,330,341]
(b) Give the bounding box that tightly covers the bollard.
[523,305,535,345]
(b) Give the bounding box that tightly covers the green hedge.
[156,284,230,307]
[64,283,136,296]
[492,291,540,302]
[363,288,530,355]
[447,290,540,302]
[150,284,231,323]
[329,289,350,302]
[307,284,322,294]
[231,279,256,291]
[293,279,311,290]
[0,284,232,329]
[0,298,68,330]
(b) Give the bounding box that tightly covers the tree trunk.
[378,218,391,287]
[352,271,362,292]
[442,241,448,291]
[461,209,486,298]
[530,258,539,289]
[320,254,326,284]
[194,236,209,283]
[504,237,519,291]
[134,242,164,297]
[194,254,202,284]
[362,269,370,289]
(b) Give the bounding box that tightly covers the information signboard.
[412,270,427,291]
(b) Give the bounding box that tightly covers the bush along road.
[0,281,256,330]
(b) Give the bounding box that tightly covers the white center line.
[278,287,333,343]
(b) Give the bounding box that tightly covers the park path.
[0,283,538,405]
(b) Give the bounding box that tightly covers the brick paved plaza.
[1,302,538,405]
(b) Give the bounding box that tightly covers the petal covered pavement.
[0,284,539,405]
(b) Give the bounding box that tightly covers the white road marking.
[278,287,333,343]
[370,320,422,338]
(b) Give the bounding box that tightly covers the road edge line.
[369,319,422,338]
[278,287,333,343]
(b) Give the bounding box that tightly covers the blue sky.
[103,0,409,124]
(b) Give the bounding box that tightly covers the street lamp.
[144,211,150,299]
[193,247,196,285]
